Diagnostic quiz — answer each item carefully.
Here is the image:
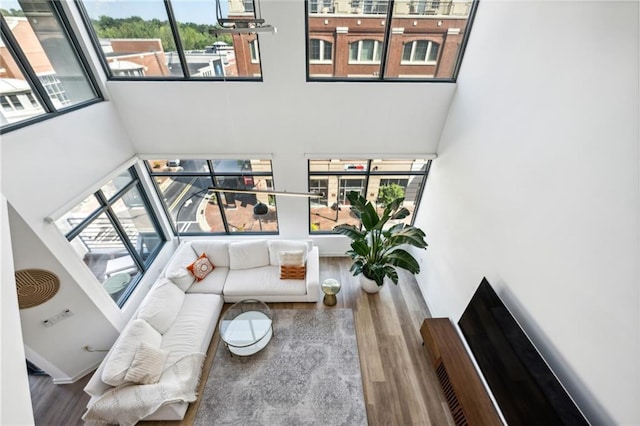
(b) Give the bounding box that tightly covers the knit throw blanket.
[83,352,205,426]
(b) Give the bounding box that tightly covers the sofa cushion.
[229,240,270,270]
[137,279,185,334]
[161,294,224,366]
[186,267,228,294]
[268,240,311,266]
[102,319,162,387]
[124,342,168,385]
[165,243,198,291]
[191,240,230,267]
[224,266,307,297]
[187,253,214,281]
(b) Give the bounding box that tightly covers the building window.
[309,39,332,63]
[306,0,478,81]
[0,2,101,132]
[146,159,279,236]
[55,167,166,307]
[78,0,264,80]
[38,74,72,107]
[249,39,260,63]
[309,0,335,13]
[349,40,382,63]
[362,0,389,14]
[401,40,439,64]
[308,159,431,233]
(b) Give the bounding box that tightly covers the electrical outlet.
[42,308,73,327]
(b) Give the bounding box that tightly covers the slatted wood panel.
[421,318,503,426]
[28,257,454,426]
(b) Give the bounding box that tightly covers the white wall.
[0,0,455,385]
[0,101,142,384]
[8,204,119,382]
[415,1,639,424]
[107,0,456,253]
[0,197,34,426]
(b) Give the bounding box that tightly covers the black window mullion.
[210,168,232,234]
[101,202,145,271]
[104,179,137,203]
[151,177,179,236]
[64,199,108,241]
[0,16,56,112]
[163,0,190,78]
[379,0,395,79]
[409,159,431,225]
[129,168,167,253]
[49,0,102,101]
[95,185,147,271]
[363,159,372,200]
[74,0,113,79]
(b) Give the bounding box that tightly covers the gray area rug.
[194,309,368,426]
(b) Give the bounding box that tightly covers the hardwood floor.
[28,257,453,425]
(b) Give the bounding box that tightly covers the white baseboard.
[52,362,100,384]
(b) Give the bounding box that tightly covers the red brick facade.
[308,14,469,78]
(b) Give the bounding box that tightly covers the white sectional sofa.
[83,239,319,424]
[165,239,320,302]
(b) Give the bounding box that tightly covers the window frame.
[58,167,167,307]
[348,39,383,64]
[0,1,103,134]
[309,39,333,63]
[308,159,431,234]
[401,40,440,64]
[145,159,280,237]
[305,0,480,83]
[75,0,264,82]
[249,39,260,64]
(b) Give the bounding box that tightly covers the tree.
[377,184,405,208]
[91,16,223,51]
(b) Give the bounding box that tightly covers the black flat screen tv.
[458,278,589,426]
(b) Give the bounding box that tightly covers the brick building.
[306,0,472,79]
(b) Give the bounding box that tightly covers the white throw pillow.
[268,240,310,266]
[124,342,168,384]
[165,243,198,291]
[191,240,230,267]
[102,319,162,387]
[228,240,270,270]
[137,279,185,334]
[278,250,306,266]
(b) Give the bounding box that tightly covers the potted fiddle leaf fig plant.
[334,191,428,293]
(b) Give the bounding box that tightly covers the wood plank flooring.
[28,257,453,426]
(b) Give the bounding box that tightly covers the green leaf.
[385,249,421,274]
[390,207,410,220]
[334,224,365,241]
[351,240,370,257]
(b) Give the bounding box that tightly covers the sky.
[1,0,226,25]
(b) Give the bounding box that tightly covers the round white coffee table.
[220,299,273,356]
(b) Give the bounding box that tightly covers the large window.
[349,40,383,63]
[55,168,165,307]
[402,40,439,64]
[309,39,332,63]
[146,159,278,235]
[309,159,430,232]
[0,0,101,132]
[306,0,478,81]
[78,0,263,80]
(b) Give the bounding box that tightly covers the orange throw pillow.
[186,253,214,282]
[280,265,306,280]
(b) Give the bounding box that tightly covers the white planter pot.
[359,275,384,293]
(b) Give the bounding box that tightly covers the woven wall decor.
[15,269,60,309]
